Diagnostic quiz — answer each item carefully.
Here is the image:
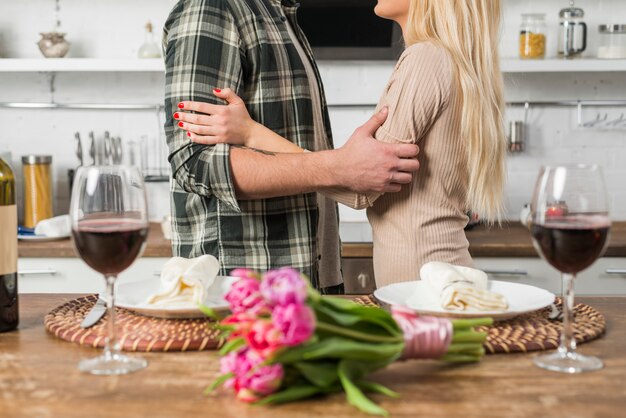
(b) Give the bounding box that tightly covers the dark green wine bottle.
[0,156,18,332]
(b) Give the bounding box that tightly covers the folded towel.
[417,262,508,312]
[146,255,220,307]
[35,215,71,237]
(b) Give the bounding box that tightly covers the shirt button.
[280,16,287,22]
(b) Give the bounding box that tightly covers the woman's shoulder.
[399,41,453,72]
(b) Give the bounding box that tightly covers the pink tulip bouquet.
[203,268,492,416]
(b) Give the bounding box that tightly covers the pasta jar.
[22,155,53,228]
[520,14,547,59]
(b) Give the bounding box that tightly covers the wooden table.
[1,295,625,418]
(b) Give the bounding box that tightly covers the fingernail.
[214,88,222,93]
[187,132,191,137]
[178,103,184,109]
[174,112,180,119]
[178,121,184,128]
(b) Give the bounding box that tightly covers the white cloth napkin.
[35,215,71,237]
[146,255,220,307]
[417,262,509,312]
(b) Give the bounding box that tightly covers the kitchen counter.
[1,294,625,418]
[18,222,626,259]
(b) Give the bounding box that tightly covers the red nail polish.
[174,112,180,119]
[214,89,222,93]
[178,122,184,128]
[187,132,191,137]
[178,103,184,109]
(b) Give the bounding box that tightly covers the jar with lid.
[22,155,53,228]
[558,2,587,58]
[520,14,547,59]
[598,24,626,59]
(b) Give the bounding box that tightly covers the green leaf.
[204,372,234,395]
[198,304,220,320]
[219,337,246,356]
[273,337,403,364]
[338,361,389,417]
[318,298,402,337]
[357,381,400,399]
[293,361,339,388]
[255,385,324,405]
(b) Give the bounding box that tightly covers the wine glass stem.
[559,273,577,356]
[104,275,119,358]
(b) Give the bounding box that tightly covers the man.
[163,0,419,292]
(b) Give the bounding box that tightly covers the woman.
[174,0,507,287]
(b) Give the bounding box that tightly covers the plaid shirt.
[163,0,338,286]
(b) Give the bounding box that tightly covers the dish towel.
[419,262,509,312]
[146,255,220,307]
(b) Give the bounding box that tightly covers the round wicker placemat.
[44,295,221,352]
[354,296,606,354]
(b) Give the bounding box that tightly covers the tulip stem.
[316,322,404,344]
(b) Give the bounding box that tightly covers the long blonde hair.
[405,0,506,223]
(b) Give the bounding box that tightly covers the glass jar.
[22,155,53,228]
[598,24,626,59]
[520,14,547,59]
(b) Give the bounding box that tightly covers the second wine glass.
[530,164,611,373]
[70,165,149,375]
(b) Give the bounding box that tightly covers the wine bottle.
[0,156,18,332]
[138,21,162,59]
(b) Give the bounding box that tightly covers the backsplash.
[0,0,625,228]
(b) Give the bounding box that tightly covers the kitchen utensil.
[558,1,587,58]
[103,131,112,165]
[89,131,96,165]
[113,137,123,164]
[598,24,626,59]
[75,132,83,167]
[529,164,610,373]
[80,298,107,328]
[508,121,525,153]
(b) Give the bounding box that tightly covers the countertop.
[19,222,626,259]
[1,294,624,418]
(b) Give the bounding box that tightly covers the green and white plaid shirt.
[163,0,339,287]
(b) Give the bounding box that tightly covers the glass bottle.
[0,156,18,333]
[138,21,161,59]
[520,14,547,59]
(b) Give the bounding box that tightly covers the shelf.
[0,58,164,72]
[501,58,626,73]
[0,58,625,74]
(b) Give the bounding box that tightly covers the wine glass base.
[79,352,148,375]
[534,350,603,374]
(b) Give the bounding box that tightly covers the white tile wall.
[0,0,625,232]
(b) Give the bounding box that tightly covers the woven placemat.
[44,295,221,352]
[354,296,606,354]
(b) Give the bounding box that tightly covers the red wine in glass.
[531,216,611,274]
[72,219,148,276]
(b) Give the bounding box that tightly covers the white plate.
[18,234,70,242]
[114,276,238,319]
[374,280,555,321]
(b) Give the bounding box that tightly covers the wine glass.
[70,166,149,375]
[530,164,611,373]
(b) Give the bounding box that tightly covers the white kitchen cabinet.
[17,257,169,294]
[474,257,626,296]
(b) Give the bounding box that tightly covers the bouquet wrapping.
[205,268,492,416]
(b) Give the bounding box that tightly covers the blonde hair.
[405,0,506,223]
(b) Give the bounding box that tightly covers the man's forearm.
[230,146,339,200]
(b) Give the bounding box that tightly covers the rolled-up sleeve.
[163,0,244,211]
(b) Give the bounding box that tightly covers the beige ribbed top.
[326,42,473,287]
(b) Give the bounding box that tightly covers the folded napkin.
[146,255,220,307]
[35,215,71,237]
[417,262,508,312]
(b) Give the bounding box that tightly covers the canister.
[598,24,626,59]
[22,155,53,228]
